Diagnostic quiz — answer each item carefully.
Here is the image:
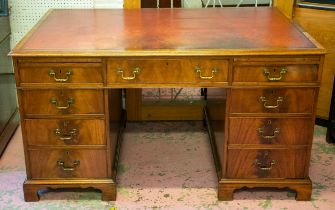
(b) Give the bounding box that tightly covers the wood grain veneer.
[229,88,316,114]
[228,117,313,145]
[107,58,228,86]
[232,64,318,84]
[29,149,107,179]
[18,62,103,87]
[24,119,106,146]
[226,148,307,179]
[22,90,104,116]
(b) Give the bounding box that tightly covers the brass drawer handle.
[263,68,287,81]
[257,128,280,139]
[254,159,277,171]
[259,96,283,109]
[49,69,72,82]
[50,98,74,110]
[54,128,78,141]
[195,66,219,80]
[57,160,80,171]
[116,67,140,80]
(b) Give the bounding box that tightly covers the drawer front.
[230,88,316,114]
[226,149,307,178]
[22,90,104,115]
[19,63,103,85]
[229,118,313,145]
[25,119,106,146]
[107,59,228,85]
[29,149,107,179]
[232,64,318,84]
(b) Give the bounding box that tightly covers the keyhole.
[63,121,69,127]
[267,120,272,125]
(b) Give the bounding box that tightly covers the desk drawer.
[232,64,318,84]
[19,62,103,85]
[25,119,106,146]
[22,90,104,115]
[107,58,228,85]
[29,149,107,179]
[226,149,307,179]
[230,88,316,114]
[229,117,313,145]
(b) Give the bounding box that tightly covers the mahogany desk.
[10,8,326,201]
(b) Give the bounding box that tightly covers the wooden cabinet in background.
[294,7,335,119]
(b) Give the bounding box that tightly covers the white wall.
[9,0,123,47]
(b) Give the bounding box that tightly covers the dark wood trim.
[0,108,19,157]
[204,107,222,180]
[326,75,335,143]
[315,117,328,127]
[112,109,126,180]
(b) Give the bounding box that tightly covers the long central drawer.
[107,58,228,86]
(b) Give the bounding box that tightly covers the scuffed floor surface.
[0,122,334,210]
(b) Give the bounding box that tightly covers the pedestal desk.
[10,8,326,201]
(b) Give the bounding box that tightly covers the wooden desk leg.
[294,184,312,201]
[218,179,312,201]
[218,184,235,201]
[23,182,40,202]
[23,180,117,202]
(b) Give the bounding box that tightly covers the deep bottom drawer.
[25,119,106,146]
[29,149,107,179]
[226,148,307,179]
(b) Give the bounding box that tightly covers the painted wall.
[9,0,123,47]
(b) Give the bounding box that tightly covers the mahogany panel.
[229,117,313,145]
[29,149,107,179]
[19,62,103,86]
[232,64,318,84]
[22,90,104,115]
[107,58,228,85]
[25,119,105,146]
[226,148,307,178]
[229,88,316,114]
